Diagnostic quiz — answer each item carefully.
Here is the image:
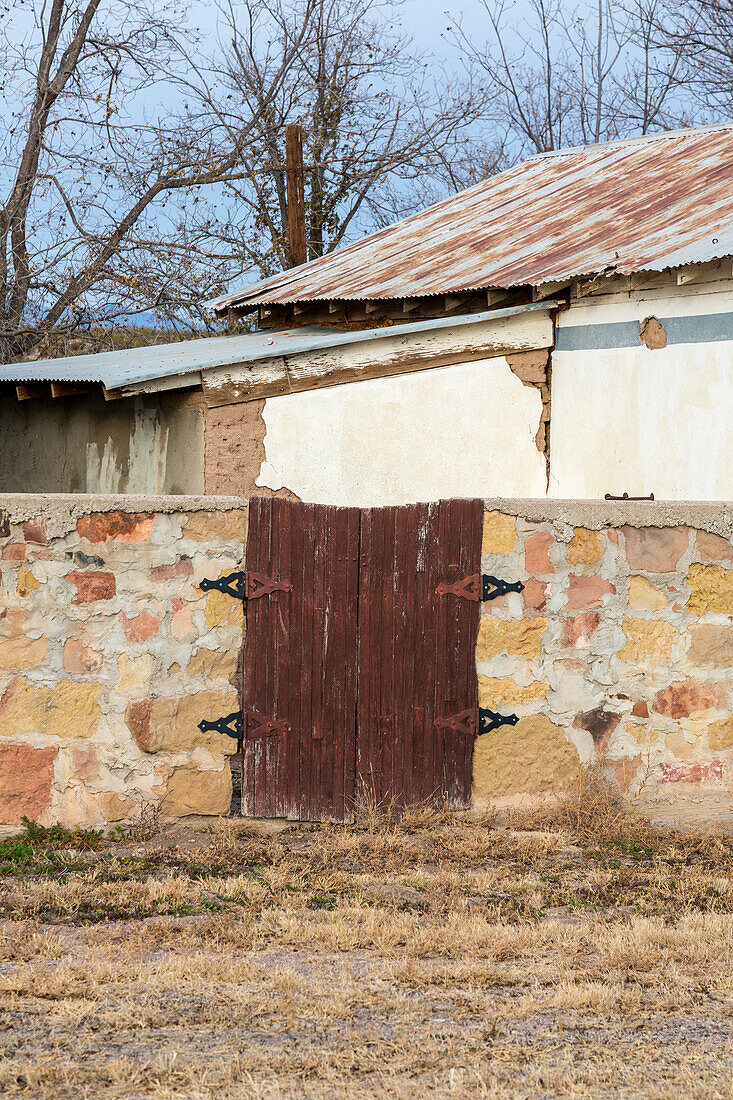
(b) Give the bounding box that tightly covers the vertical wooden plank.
[380,508,396,809]
[356,509,374,806]
[328,506,347,821]
[440,498,459,807]
[462,500,483,805]
[286,499,305,819]
[318,506,337,821]
[432,500,452,808]
[390,505,408,808]
[416,502,437,804]
[400,504,419,807]
[271,497,293,818]
[343,508,360,822]
[298,504,316,820]
[253,496,273,818]
[241,498,260,816]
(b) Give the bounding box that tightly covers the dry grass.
[0,787,732,1099]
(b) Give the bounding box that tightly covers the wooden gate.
[357,500,483,810]
[240,496,483,821]
[241,497,360,822]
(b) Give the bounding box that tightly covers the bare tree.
[188,0,480,279]
[0,0,316,362]
[653,0,733,115]
[452,0,698,163]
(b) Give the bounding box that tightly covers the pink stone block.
[22,518,47,544]
[653,680,726,719]
[566,574,616,611]
[561,611,601,647]
[66,571,116,603]
[150,557,193,581]
[2,543,26,561]
[64,639,103,674]
[171,598,195,640]
[78,512,155,544]
[657,759,724,784]
[525,531,554,574]
[523,577,549,613]
[122,611,160,643]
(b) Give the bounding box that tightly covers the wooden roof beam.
[15,384,48,401]
[50,382,92,399]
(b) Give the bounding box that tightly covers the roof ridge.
[525,120,733,161]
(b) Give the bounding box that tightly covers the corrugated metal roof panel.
[0,329,353,388]
[0,303,555,390]
[210,122,733,309]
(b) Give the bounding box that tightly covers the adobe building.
[3,122,733,505]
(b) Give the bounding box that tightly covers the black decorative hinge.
[478,707,519,736]
[200,571,246,600]
[437,573,525,602]
[198,711,242,740]
[198,709,289,741]
[435,707,519,737]
[199,571,292,601]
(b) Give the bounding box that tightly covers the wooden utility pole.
[285,123,307,268]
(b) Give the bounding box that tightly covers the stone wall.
[0,495,245,829]
[474,500,733,826]
[3,493,733,832]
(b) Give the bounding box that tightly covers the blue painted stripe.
[556,311,733,351]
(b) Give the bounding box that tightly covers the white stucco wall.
[255,356,547,506]
[550,285,733,500]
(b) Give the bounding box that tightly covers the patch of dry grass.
[0,792,732,1098]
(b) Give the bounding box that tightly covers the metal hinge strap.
[435,707,520,737]
[198,710,289,741]
[436,573,525,602]
[199,571,292,601]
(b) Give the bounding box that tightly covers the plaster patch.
[255,357,547,506]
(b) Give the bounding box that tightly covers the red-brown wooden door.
[242,497,360,822]
[356,500,483,810]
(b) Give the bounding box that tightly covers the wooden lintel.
[50,382,89,399]
[676,267,698,287]
[532,281,570,302]
[102,386,125,401]
[16,384,47,401]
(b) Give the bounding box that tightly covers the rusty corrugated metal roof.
[211,123,733,310]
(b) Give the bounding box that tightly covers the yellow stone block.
[482,511,517,555]
[205,585,244,628]
[708,717,733,751]
[478,676,549,709]
[138,690,240,754]
[99,791,138,822]
[117,654,154,692]
[472,715,581,799]
[187,648,239,684]
[665,727,698,764]
[688,563,733,615]
[628,575,667,612]
[0,636,47,671]
[16,567,40,597]
[160,764,232,817]
[566,528,603,567]
[183,510,247,543]
[617,618,675,663]
[477,617,547,660]
[0,678,101,739]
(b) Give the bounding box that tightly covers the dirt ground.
[0,787,732,1099]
